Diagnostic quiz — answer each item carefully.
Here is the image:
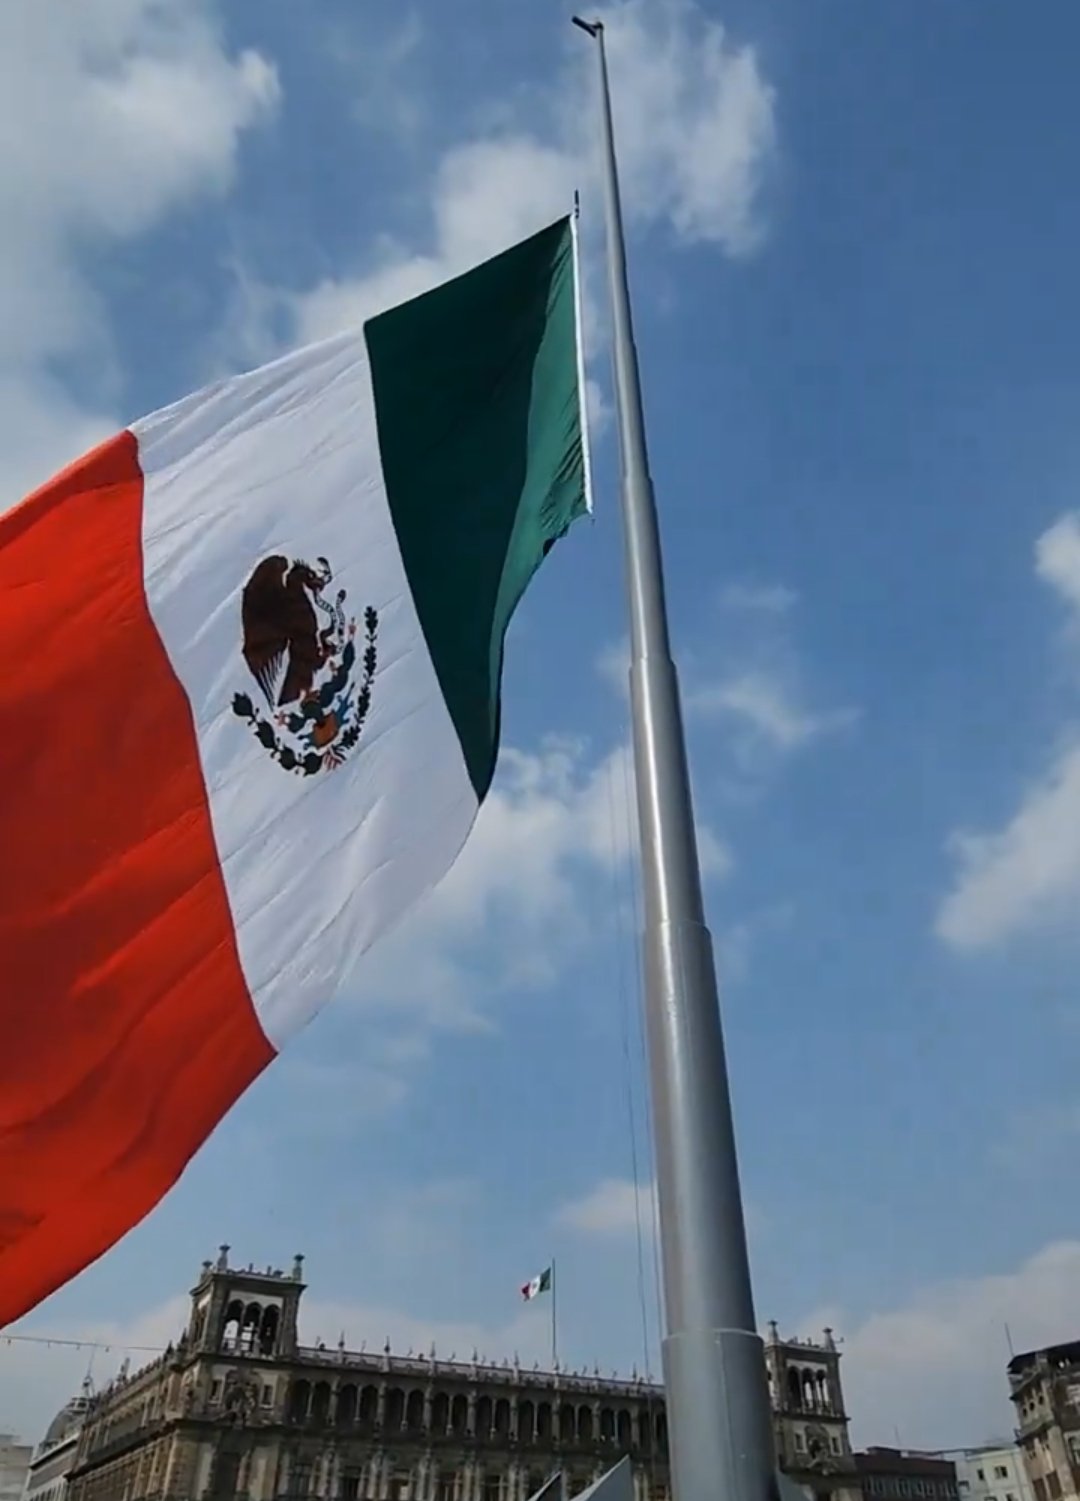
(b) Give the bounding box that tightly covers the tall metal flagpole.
[551,1259,558,1371]
[571,18,778,1501]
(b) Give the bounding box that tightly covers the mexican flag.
[0,217,590,1324]
[522,1267,553,1302]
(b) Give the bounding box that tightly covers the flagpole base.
[660,1327,778,1501]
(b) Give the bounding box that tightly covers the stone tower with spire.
[185,1245,306,1362]
[764,1321,857,1498]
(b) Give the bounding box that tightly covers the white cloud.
[1035,513,1080,613]
[0,1296,191,1449]
[279,0,775,352]
[596,583,855,778]
[322,11,427,142]
[937,511,1080,950]
[804,1241,1080,1450]
[687,670,859,753]
[599,0,776,253]
[0,0,279,500]
[719,582,799,614]
[348,736,730,1040]
[557,1177,656,1235]
[936,742,1080,950]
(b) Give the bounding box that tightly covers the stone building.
[22,1387,93,1501]
[947,1444,1033,1501]
[1008,1340,1080,1501]
[0,1437,32,1501]
[853,1449,958,1501]
[65,1249,860,1501]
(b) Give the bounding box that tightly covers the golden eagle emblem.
[231,554,378,775]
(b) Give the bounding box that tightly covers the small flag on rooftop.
[521,1266,553,1302]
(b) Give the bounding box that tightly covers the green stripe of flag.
[364,216,589,801]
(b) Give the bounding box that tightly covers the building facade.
[22,1390,93,1501]
[948,1445,1034,1501]
[65,1250,860,1501]
[1,1437,32,1501]
[853,1448,958,1501]
[1009,1341,1080,1501]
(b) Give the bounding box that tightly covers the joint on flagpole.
[571,16,602,37]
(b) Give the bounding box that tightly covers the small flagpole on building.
[572,15,779,1501]
[551,1259,558,1370]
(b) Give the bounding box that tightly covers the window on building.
[342,1473,361,1501]
[262,1385,273,1407]
[794,1434,804,1452]
[978,1473,985,1483]
[292,1460,313,1496]
[436,1472,457,1501]
[1006,1492,1017,1501]
[210,1380,222,1403]
[1047,1475,1062,1501]
[831,1438,841,1455]
[483,1477,502,1501]
[959,1483,970,1492]
[899,1482,911,1497]
[995,1469,1009,1480]
[388,1474,410,1501]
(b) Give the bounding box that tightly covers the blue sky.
[5,0,1080,1458]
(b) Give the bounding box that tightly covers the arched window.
[518,1401,535,1443]
[559,1404,575,1443]
[221,1300,244,1352]
[787,1368,803,1411]
[310,1383,331,1424]
[358,1386,378,1425]
[475,1397,493,1439]
[337,1385,357,1426]
[495,1399,511,1437]
[450,1395,468,1435]
[385,1388,405,1430]
[536,1403,553,1441]
[405,1390,425,1431]
[286,1380,310,1424]
[240,1303,262,1354]
[577,1406,593,1443]
[432,1392,450,1434]
[258,1307,279,1357]
[600,1409,615,1442]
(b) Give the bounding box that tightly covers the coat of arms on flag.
[232,552,379,776]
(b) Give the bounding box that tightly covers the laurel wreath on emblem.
[231,554,379,777]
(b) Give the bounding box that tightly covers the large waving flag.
[0,217,590,1324]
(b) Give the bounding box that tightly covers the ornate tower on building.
[185,1246,306,1362]
[764,1322,857,1495]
